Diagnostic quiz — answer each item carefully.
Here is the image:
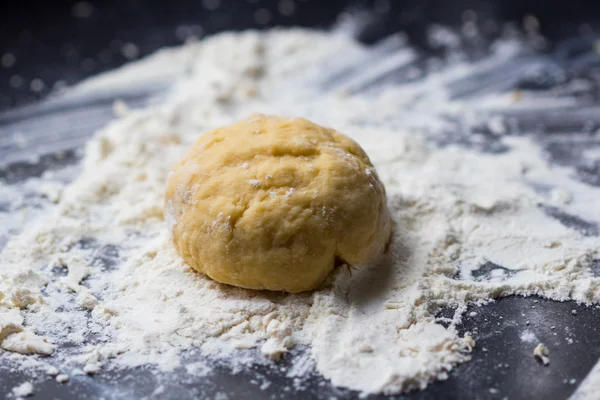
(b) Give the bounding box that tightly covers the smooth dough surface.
[165,114,391,292]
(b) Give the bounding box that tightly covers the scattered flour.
[520,330,538,344]
[185,361,211,377]
[11,381,34,398]
[0,28,599,396]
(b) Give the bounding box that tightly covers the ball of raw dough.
[165,114,391,292]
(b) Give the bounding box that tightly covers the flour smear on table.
[1,28,600,396]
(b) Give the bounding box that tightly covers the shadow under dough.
[341,214,412,307]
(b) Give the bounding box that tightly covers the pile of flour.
[1,28,599,396]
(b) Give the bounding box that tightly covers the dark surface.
[2,1,600,399]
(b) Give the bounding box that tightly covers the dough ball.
[165,114,391,292]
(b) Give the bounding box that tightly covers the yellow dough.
[165,114,392,292]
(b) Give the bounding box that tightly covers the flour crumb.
[11,382,34,398]
[83,363,100,374]
[533,343,550,366]
[1,331,55,355]
[463,334,476,352]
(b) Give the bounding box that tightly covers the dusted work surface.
[2,1,600,399]
[1,294,600,399]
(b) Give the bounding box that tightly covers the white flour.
[11,381,34,398]
[1,28,599,396]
